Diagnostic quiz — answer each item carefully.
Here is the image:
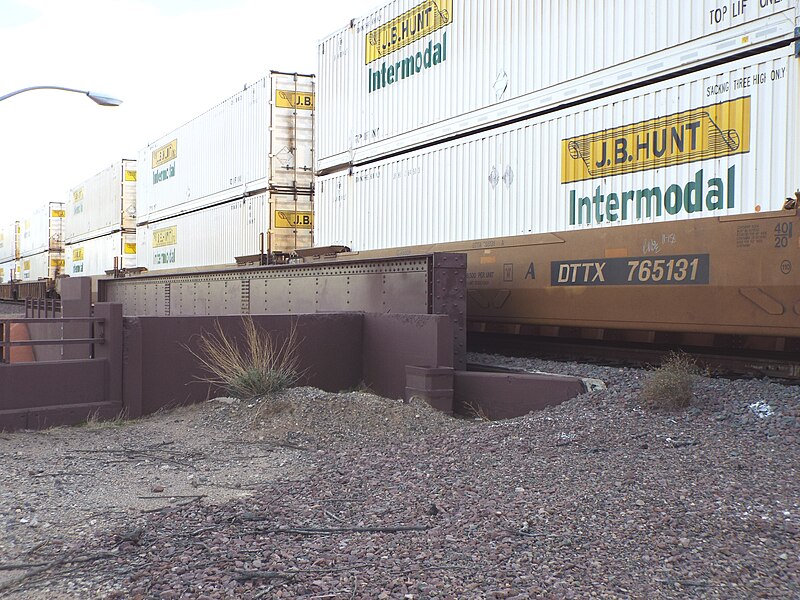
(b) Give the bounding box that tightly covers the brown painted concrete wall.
[1,308,454,430]
[122,312,454,417]
[123,313,365,418]
[362,313,454,399]
[453,372,586,420]
[0,360,121,430]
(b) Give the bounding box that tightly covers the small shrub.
[189,316,302,400]
[640,352,700,411]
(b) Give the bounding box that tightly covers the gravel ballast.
[1,354,798,599]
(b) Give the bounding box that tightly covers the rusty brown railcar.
[323,209,799,351]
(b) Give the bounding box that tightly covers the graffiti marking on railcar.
[551,254,709,286]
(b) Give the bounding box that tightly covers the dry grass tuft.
[640,351,700,411]
[189,316,302,400]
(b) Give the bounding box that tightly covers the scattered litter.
[749,400,774,419]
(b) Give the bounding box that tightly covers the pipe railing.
[0,317,106,364]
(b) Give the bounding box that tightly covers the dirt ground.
[1,361,798,599]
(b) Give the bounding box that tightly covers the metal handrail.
[0,317,106,364]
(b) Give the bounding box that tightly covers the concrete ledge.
[454,371,586,420]
[0,401,123,431]
[405,365,454,414]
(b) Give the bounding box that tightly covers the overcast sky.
[0,0,378,222]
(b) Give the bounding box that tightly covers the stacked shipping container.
[136,71,315,271]
[17,202,65,281]
[0,221,18,283]
[315,0,800,249]
[65,160,137,277]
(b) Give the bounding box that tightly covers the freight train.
[5,1,800,358]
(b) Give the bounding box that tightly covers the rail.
[0,317,106,364]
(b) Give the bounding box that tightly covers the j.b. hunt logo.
[152,139,177,185]
[366,0,451,93]
[563,97,751,225]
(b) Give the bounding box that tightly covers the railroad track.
[468,332,800,382]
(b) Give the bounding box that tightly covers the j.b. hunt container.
[136,190,313,272]
[65,231,137,278]
[316,0,798,172]
[137,71,315,225]
[16,202,65,281]
[316,46,799,251]
[0,259,15,284]
[0,221,18,264]
[67,160,137,243]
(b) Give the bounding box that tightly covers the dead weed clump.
[190,316,302,400]
[640,352,700,411]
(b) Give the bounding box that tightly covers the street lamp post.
[0,86,122,106]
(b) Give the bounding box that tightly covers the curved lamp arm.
[0,86,122,106]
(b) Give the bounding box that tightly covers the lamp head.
[86,91,122,106]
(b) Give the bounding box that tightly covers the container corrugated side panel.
[137,193,276,271]
[66,160,136,242]
[19,249,64,281]
[65,231,136,277]
[0,259,15,283]
[316,47,798,250]
[19,202,64,257]
[316,27,354,170]
[0,221,17,263]
[137,87,249,221]
[269,73,315,190]
[316,0,797,170]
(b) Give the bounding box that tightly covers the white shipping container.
[0,221,18,263]
[0,259,15,283]
[316,0,798,171]
[317,47,799,250]
[67,160,137,243]
[137,71,314,223]
[137,191,314,271]
[65,231,138,278]
[19,202,65,258]
[19,250,65,281]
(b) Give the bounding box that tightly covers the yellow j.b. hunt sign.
[152,140,178,169]
[152,226,177,248]
[274,210,313,229]
[275,90,315,110]
[365,0,452,64]
[561,97,751,184]
[73,247,84,261]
